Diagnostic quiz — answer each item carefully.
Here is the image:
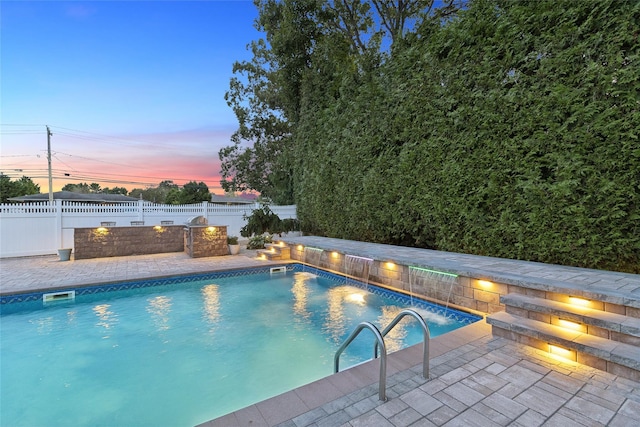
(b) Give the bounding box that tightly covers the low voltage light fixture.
[548,344,576,361]
[569,296,590,307]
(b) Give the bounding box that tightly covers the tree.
[61,182,103,193]
[164,187,183,205]
[62,183,90,193]
[240,204,299,237]
[0,174,41,202]
[293,0,639,272]
[219,0,458,205]
[130,180,179,203]
[14,176,41,198]
[102,187,128,195]
[180,181,211,204]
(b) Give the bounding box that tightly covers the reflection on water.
[66,310,77,326]
[291,272,311,321]
[30,316,55,334]
[378,306,406,353]
[201,284,221,331]
[324,286,368,343]
[31,310,77,335]
[146,296,172,331]
[93,304,117,338]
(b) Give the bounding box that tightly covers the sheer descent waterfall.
[408,266,459,312]
[303,247,324,269]
[344,254,374,286]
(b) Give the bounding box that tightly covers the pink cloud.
[14,127,235,195]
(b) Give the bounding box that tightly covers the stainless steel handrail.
[334,321,388,401]
[375,309,431,379]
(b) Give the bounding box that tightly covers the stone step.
[261,244,290,259]
[257,249,282,260]
[265,243,290,255]
[487,311,640,374]
[501,293,640,340]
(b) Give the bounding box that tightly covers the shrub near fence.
[0,200,297,258]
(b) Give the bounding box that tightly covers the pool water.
[0,265,479,427]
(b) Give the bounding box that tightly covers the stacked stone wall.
[74,225,185,260]
[289,245,510,315]
[186,226,228,258]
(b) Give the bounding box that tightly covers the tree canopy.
[0,174,40,203]
[221,0,639,272]
[61,182,128,195]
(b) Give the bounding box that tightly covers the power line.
[1,123,223,190]
[49,126,193,150]
[53,151,153,170]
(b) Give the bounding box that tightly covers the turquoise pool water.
[0,265,480,427]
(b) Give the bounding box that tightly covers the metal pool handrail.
[334,321,388,401]
[375,309,431,379]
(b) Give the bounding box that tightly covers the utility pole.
[47,125,53,203]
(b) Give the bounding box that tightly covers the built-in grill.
[186,215,208,226]
[183,216,227,257]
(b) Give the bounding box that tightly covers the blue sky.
[1,0,261,193]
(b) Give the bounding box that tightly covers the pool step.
[258,243,290,260]
[487,294,640,381]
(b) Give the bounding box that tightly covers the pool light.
[346,293,366,304]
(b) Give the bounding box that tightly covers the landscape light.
[569,296,590,307]
[548,344,576,361]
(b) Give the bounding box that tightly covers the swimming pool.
[0,264,480,427]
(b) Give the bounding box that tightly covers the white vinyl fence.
[0,200,297,258]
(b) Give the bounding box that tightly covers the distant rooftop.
[8,191,140,203]
[210,194,257,205]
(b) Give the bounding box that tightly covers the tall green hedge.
[294,0,639,273]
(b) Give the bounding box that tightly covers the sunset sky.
[0,0,261,194]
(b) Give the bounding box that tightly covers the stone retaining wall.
[289,245,506,315]
[74,225,187,259]
[287,244,636,318]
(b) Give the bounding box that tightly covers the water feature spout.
[303,247,324,270]
[408,266,459,312]
[344,255,374,286]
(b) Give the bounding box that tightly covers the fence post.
[202,201,208,222]
[55,199,63,248]
[138,199,144,221]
